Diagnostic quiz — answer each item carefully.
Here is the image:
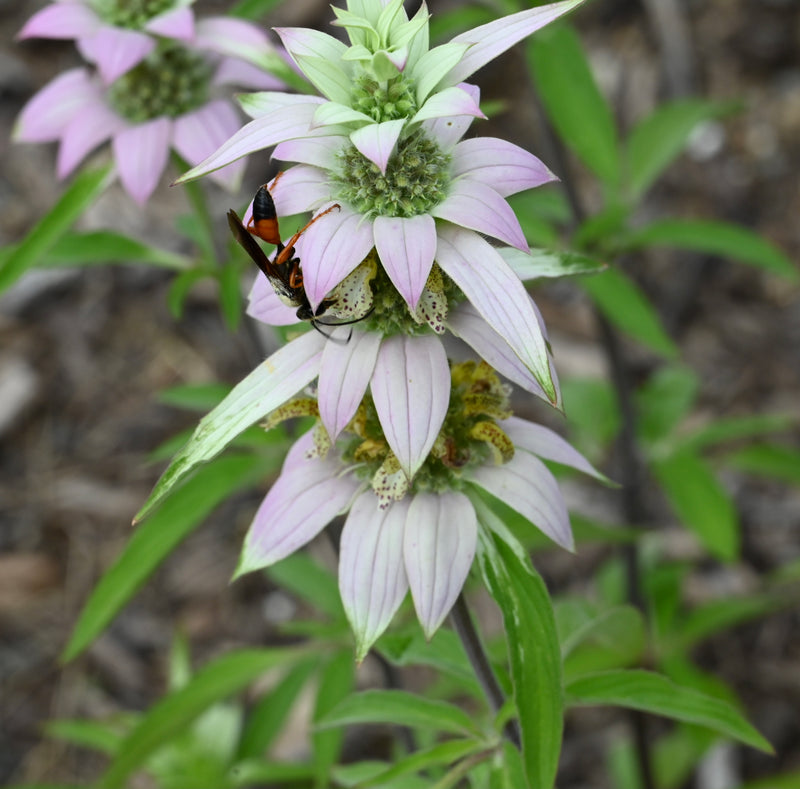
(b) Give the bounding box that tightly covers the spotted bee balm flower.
[237,361,605,659]
[14,1,290,202]
[135,0,596,647]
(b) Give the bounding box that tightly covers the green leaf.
[581,268,678,358]
[218,263,243,331]
[100,648,303,788]
[528,25,620,187]
[62,453,268,662]
[726,443,800,486]
[565,669,772,753]
[134,336,323,523]
[40,230,190,270]
[227,760,316,787]
[652,450,739,561]
[741,770,800,789]
[313,650,356,786]
[624,219,798,281]
[317,690,480,737]
[499,246,607,280]
[675,594,782,652]
[267,552,345,621]
[229,0,283,19]
[237,657,318,759]
[478,530,563,789]
[44,719,126,754]
[167,268,207,319]
[680,413,793,453]
[378,629,479,695]
[627,99,738,198]
[561,378,621,459]
[158,383,233,412]
[0,164,114,292]
[636,366,698,446]
[359,739,481,787]
[561,605,646,680]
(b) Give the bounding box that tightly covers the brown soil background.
[1,0,799,786]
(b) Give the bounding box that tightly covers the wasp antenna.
[311,321,352,344]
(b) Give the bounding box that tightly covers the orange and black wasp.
[227,178,375,331]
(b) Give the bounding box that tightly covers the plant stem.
[450,593,521,749]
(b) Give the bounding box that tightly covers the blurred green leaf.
[63,453,268,662]
[167,268,207,319]
[636,366,698,446]
[740,770,800,789]
[218,263,243,331]
[332,761,429,789]
[573,204,628,249]
[528,25,620,187]
[652,450,739,562]
[267,552,345,621]
[565,670,772,752]
[652,725,715,789]
[627,99,737,199]
[675,594,782,652]
[478,530,563,789]
[44,719,126,755]
[237,657,318,759]
[581,268,678,358]
[378,629,479,695]
[500,247,607,280]
[40,230,190,270]
[317,690,480,737]
[313,650,356,787]
[680,414,793,453]
[726,443,800,486]
[228,760,315,787]
[158,383,234,412]
[360,739,481,787]
[229,0,283,19]
[100,648,303,788]
[561,605,646,680]
[0,164,113,292]
[624,219,798,281]
[561,378,621,459]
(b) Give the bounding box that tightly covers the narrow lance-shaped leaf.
[134,331,324,523]
[527,25,620,187]
[0,164,114,292]
[100,648,305,788]
[62,453,269,662]
[580,268,678,359]
[477,526,563,789]
[41,230,191,270]
[316,689,481,737]
[652,449,739,562]
[565,669,772,753]
[623,219,798,281]
[627,99,738,199]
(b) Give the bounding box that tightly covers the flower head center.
[107,44,212,122]
[342,360,514,498]
[91,0,175,28]
[333,130,451,219]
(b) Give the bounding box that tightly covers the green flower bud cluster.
[91,0,174,28]
[108,45,212,122]
[333,131,450,219]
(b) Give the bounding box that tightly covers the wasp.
[227,177,375,333]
